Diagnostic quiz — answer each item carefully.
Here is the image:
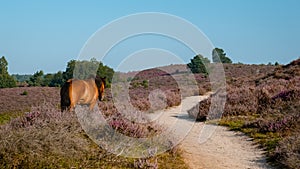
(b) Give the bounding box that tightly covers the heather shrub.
[245,111,299,134]
[224,86,257,116]
[134,158,158,169]
[97,93,163,139]
[0,101,184,168]
[128,69,182,112]
[272,134,300,169]
[188,85,256,121]
[187,59,300,169]
[0,87,60,114]
[105,111,160,138]
[0,103,131,168]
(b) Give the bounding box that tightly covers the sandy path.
[147,95,274,169]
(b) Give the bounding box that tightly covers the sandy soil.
[148,95,274,169]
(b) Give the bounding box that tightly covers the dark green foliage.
[142,80,149,88]
[49,71,64,87]
[212,48,232,63]
[187,54,210,74]
[96,61,114,87]
[63,59,76,81]
[26,71,64,87]
[20,90,28,96]
[42,73,54,86]
[0,74,17,88]
[63,58,114,87]
[0,56,17,88]
[27,70,44,86]
[0,56,9,74]
[72,58,99,80]
[127,77,133,82]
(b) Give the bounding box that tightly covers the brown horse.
[60,76,106,112]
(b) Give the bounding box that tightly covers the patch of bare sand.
[181,123,273,169]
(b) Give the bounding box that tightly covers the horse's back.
[73,79,97,100]
[60,78,103,111]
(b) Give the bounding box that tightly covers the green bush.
[0,74,17,88]
[187,54,210,74]
[20,91,28,96]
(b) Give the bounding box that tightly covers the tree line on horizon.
[0,57,114,88]
[1,47,281,88]
[24,58,114,87]
[0,48,234,88]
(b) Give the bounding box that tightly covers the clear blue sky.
[1,0,300,74]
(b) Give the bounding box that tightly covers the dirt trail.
[147,95,274,169]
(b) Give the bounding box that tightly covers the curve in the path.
[148,95,274,169]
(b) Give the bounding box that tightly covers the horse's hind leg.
[89,101,97,111]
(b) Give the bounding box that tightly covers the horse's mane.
[95,76,106,88]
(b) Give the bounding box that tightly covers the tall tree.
[63,60,76,81]
[0,56,8,74]
[62,58,114,87]
[0,56,16,88]
[97,61,114,86]
[212,48,232,63]
[187,54,210,74]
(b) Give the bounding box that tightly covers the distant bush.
[142,80,149,88]
[20,90,28,96]
[27,70,44,86]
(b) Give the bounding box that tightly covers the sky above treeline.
[1,0,300,74]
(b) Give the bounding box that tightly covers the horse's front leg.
[69,102,75,112]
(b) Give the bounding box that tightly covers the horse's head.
[95,76,106,101]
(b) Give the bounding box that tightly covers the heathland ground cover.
[0,59,299,168]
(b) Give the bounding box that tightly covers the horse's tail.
[60,80,72,112]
